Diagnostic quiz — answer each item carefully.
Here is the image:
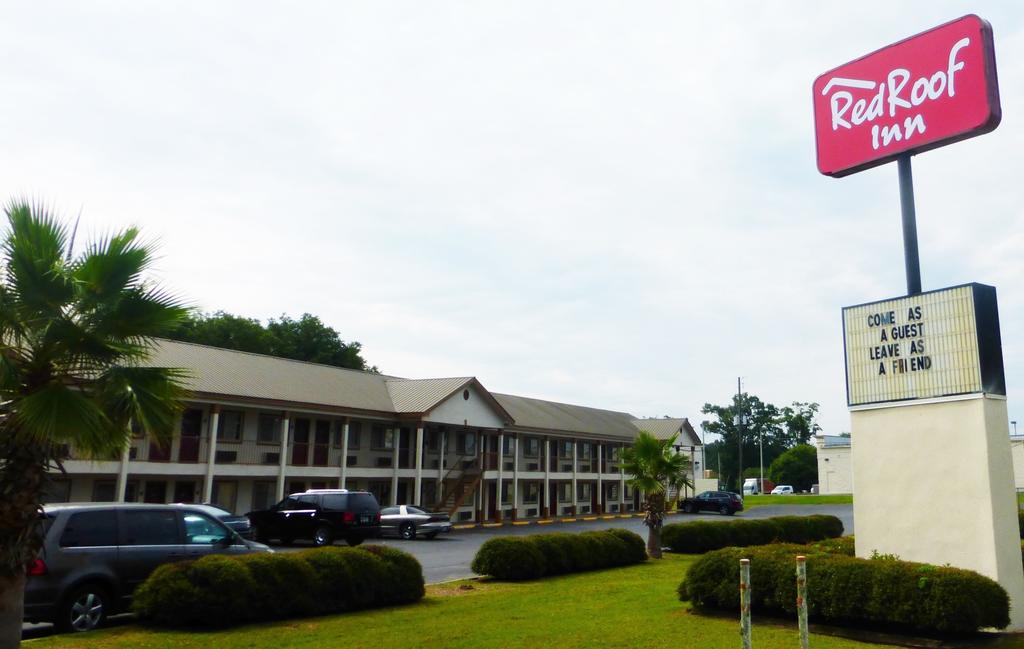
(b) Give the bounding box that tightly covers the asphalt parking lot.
[23,504,852,640]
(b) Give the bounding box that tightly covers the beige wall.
[851,395,1024,630]
[817,445,852,494]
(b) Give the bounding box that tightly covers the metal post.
[740,558,752,649]
[797,555,809,649]
[897,155,922,296]
[736,377,743,493]
[758,430,764,495]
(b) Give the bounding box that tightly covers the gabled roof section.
[632,418,702,446]
[141,339,397,412]
[386,377,514,424]
[494,393,639,439]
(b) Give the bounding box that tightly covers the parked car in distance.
[24,503,271,633]
[679,491,744,516]
[742,478,759,496]
[171,502,252,539]
[380,505,453,540]
[247,489,381,547]
[771,485,795,495]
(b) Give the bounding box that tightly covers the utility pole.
[734,377,743,493]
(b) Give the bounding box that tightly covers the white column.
[339,419,350,489]
[203,406,220,503]
[512,435,519,518]
[619,447,626,511]
[436,429,446,502]
[276,413,290,500]
[115,436,130,503]
[543,439,550,517]
[414,424,424,505]
[390,428,400,506]
[597,442,603,513]
[571,440,578,514]
[496,431,504,519]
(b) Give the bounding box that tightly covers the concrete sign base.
[851,394,1024,630]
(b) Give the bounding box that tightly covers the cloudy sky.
[2,1,1023,437]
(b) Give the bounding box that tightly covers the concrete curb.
[448,510,684,531]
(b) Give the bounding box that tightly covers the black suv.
[25,503,271,632]
[247,489,381,547]
[680,491,744,516]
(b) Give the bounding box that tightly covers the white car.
[771,485,794,495]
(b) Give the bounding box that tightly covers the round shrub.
[663,515,843,554]
[528,533,575,575]
[178,554,259,626]
[679,545,1009,634]
[237,552,319,618]
[471,537,546,580]
[132,562,199,625]
[298,546,377,611]
[604,528,647,564]
[359,544,426,604]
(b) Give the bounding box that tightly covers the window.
[60,510,117,547]
[608,484,619,501]
[558,483,572,503]
[407,506,426,515]
[321,494,348,511]
[502,436,513,456]
[577,483,592,501]
[523,437,539,457]
[560,441,573,458]
[120,510,180,545]
[333,421,362,449]
[183,512,230,544]
[607,446,621,461]
[456,432,477,455]
[43,479,71,503]
[296,494,319,508]
[426,430,439,452]
[624,485,635,499]
[257,414,282,444]
[579,442,592,459]
[381,506,400,516]
[524,482,539,503]
[501,482,512,504]
[371,425,394,450]
[218,410,244,442]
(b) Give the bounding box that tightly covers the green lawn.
[26,552,1022,649]
[743,494,853,508]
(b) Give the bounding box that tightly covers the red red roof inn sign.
[813,14,1000,177]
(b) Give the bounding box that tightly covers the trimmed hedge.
[471,528,646,580]
[679,544,1009,634]
[133,545,424,627]
[662,515,843,554]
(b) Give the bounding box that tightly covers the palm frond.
[10,382,123,456]
[94,366,191,442]
[3,200,73,321]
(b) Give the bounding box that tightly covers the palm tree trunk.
[0,572,25,649]
[647,524,663,559]
[0,438,48,649]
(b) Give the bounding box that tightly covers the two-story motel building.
[48,340,702,522]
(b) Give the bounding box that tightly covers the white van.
[742,478,760,496]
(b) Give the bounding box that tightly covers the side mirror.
[216,535,234,548]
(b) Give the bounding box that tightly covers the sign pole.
[897,154,922,296]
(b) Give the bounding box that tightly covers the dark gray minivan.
[25,503,272,632]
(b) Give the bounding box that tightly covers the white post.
[571,440,578,515]
[797,555,809,649]
[390,428,399,505]
[276,413,290,500]
[597,442,603,513]
[339,419,349,489]
[203,406,220,503]
[619,448,625,512]
[759,430,765,494]
[115,436,130,503]
[496,431,504,520]
[436,429,445,497]
[543,438,550,517]
[414,424,424,506]
[512,435,519,519]
[740,558,752,649]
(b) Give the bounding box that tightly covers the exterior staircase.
[433,455,483,515]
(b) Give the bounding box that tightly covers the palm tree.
[0,201,188,646]
[621,430,691,559]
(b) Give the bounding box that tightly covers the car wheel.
[313,525,334,547]
[345,535,364,547]
[719,505,729,516]
[400,523,416,540]
[56,584,109,633]
[425,532,438,540]
[685,503,696,514]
